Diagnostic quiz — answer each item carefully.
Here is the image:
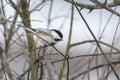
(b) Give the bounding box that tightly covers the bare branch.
[65,0,120,16]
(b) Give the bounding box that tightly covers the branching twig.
[65,0,120,16]
[91,0,120,16]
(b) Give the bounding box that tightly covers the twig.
[65,0,120,16]
[91,0,120,16]
[71,60,120,80]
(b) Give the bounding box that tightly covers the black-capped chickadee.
[24,27,63,46]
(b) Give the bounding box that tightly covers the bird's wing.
[35,28,52,37]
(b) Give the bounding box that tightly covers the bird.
[25,28,63,47]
